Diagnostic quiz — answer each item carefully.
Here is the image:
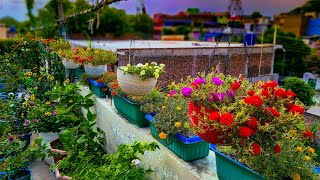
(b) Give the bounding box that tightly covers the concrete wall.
[0,24,7,39]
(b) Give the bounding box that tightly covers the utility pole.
[57,0,67,40]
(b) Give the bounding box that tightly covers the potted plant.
[81,48,117,77]
[174,71,320,179]
[88,71,116,98]
[50,138,67,164]
[145,97,209,161]
[57,49,81,69]
[117,62,165,96]
[110,82,164,127]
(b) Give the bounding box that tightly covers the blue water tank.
[244,33,256,46]
[307,18,320,36]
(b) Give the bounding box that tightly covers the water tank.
[307,18,320,36]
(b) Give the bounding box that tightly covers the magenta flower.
[227,90,235,98]
[181,87,193,97]
[52,110,58,115]
[209,93,226,102]
[212,77,224,86]
[193,78,206,85]
[33,119,38,123]
[169,90,177,98]
[23,120,30,126]
[8,135,14,143]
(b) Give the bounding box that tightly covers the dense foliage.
[284,77,315,106]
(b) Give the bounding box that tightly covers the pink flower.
[33,119,38,123]
[52,110,58,115]
[212,77,224,86]
[8,135,14,143]
[23,120,30,126]
[193,78,206,85]
[169,90,177,98]
[181,87,193,97]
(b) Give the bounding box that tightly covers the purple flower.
[8,135,14,143]
[209,93,226,102]
[169,90,177,98]
[212,77,224,86]
[23,120,30,126]
[33,119,38,123]
[181,87,193,97]
[52,110,58,115]
[193,78,206,85]
[50,104,55,107]
[227,90,235,98]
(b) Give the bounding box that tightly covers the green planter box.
[74,68,85,79]
[210,144,264,180]
[113,95,149,127]
[89,79,108,98]
[149,121,209,162]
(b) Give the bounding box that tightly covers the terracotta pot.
[50,139,67,164]
[188,101,224,144]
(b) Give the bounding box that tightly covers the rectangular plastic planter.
[113,95,149,128]
[209,144,264,180]
[146,114,209,161]
[74,68,85,79]
[89,79,108,98]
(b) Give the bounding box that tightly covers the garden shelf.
[146,114,209,161]
[113,95,149,128]
[89,79,108,98]
[209,144,264,180]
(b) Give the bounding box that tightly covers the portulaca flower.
[131,159,140,165]
[136,63,143,68]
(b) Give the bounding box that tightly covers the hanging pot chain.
[205,41,219,76]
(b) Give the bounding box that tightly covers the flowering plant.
[79,48,118,66]
[173,71,319,179]
[119,62,165,80]
[49,39,71,52]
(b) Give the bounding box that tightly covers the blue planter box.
[210,144,264,180]
[146,114,209,161]
[88,79,108,98]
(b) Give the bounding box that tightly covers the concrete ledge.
[94,97,218,180]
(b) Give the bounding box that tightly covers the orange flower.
[175,122,181,128]
[159,132,167,140]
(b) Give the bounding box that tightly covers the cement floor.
[30,160,56,180]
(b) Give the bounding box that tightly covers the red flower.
[264,107,281,117]
[247,90,255,96]
[102,87,108,92]
[290,105,304,115]
[275,88,286,98]
[239,126,253,137]
[231,81,241,91]
[88,56,93,61]
[261,89,270,98]
[220,113,233,126]
[262,81,278,89]
[190,82,200,89]
[251,143,261,156]
[97,78,103,83]
[285,91,296,99]
[111,91,117,96]
[209,111,220,121]
[274,144,281,154]
[247,117,258,129]
[303,131,313,139]
[244,95,263,108]
[286,103,294,110]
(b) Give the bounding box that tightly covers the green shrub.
[283,77,315,106]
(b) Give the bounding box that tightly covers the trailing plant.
[80,48,118,66]
[49,39,70,52]
[119,62,165,80]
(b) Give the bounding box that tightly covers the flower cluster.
[119,62,165,80]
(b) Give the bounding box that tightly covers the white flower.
[8,92,14,97]
[145,63,149,67]
[136,63,143,68]
[159,63,165,67]
[151,62,157,66]
[131,159,140,165]
[126,64,131,67]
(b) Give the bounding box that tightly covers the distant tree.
[132,14,154,39]
[0,17,21,29]
[66,0,91,35]
[291,0,320,14]
[251,11,263,21]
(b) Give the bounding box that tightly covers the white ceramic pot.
[117,69,157,96]
[62,58,79,69]
[84,64,106,76]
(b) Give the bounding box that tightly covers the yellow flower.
[86,47,91,51]
[49,76,54,81]
[69,99,73,103]
[30,96,35,101]
[40,108,44,112]
[309,148,315,153]
[159,132,167,140]
[41,115,45,118]
[64,79,70,84]
[296,146,303,152]
[145,63,149,67]
[162,106,166,110]
[33,73,38,77]
[34,86,38,90]
[38,77,42,81]
[95,50,99,54]
[305,156,311,161]
[140,70,145,76]
[45,101,51,105]
[27,72,32,76]
[21,113,24,117]
[176,106,182,111]
[175,122,181,128]
[167,94,170,97]
[154,72,159,79]
[291,173,301,180]
[45,112,51,116]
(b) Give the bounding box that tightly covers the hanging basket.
[62,58,79,69]
[188,101,224,144]
[84,64,106,76]
[117,69,157,96]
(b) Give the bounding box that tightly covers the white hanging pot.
[84,64,106,76]
[62,58,79,69]
[117,69,157,96]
